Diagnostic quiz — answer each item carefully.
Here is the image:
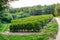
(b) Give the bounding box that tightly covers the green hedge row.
[8,19,58,40]
[10,14,53,32]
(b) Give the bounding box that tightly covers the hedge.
[10,14,53,32]
[54,4,60,16]
[7,19,58,40]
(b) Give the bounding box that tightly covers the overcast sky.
[9,0,60,8]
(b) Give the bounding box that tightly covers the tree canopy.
[0,0,17,11]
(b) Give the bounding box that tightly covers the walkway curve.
[55,18,60,40]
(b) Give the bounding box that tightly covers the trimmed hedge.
[54,4,60,16]
[10,14,53,32]
[8,19,58,40]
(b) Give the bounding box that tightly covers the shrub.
[8,19,58,40]
[10,14,53,32]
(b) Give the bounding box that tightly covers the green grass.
[8,34,39,40]
[0,34,8,40]
[0,24,10,32]
[2,24,10,32]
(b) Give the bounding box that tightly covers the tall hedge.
[10,14,53,32]
[54,4,60,16]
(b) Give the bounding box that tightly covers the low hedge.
[10,14,53,32]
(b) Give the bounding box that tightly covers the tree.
[0,0,8,11]
[0,0,17,23]
[0,0,17,11]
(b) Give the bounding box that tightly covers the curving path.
[55,18,60,40]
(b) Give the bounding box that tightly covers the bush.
[0,19,58,40]
[38,19,58,40]
[43,20,58,38]
[10,14,53,32]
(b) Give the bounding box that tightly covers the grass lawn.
[0,24,10,32]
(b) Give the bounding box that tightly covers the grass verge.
[0,24,10,32]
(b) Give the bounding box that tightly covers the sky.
[9,0,60,8]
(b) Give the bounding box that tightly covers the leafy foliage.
[54,4,60,16]
[9,4,56,16]
[7,19,58,40]
[0,4,57,23]
[10,14,53,32]
[0,13,13,23]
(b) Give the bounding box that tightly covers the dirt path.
[55,18,60,40]
[0,32,40,35]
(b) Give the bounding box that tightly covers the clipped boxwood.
[10,14,53,32]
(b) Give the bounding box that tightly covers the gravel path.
[0,32,40,35]
[55,18,60,40]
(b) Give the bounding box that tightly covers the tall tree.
[0,0,17,11]
[0,0,17,23]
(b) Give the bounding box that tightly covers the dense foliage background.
[0,3,58,23]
